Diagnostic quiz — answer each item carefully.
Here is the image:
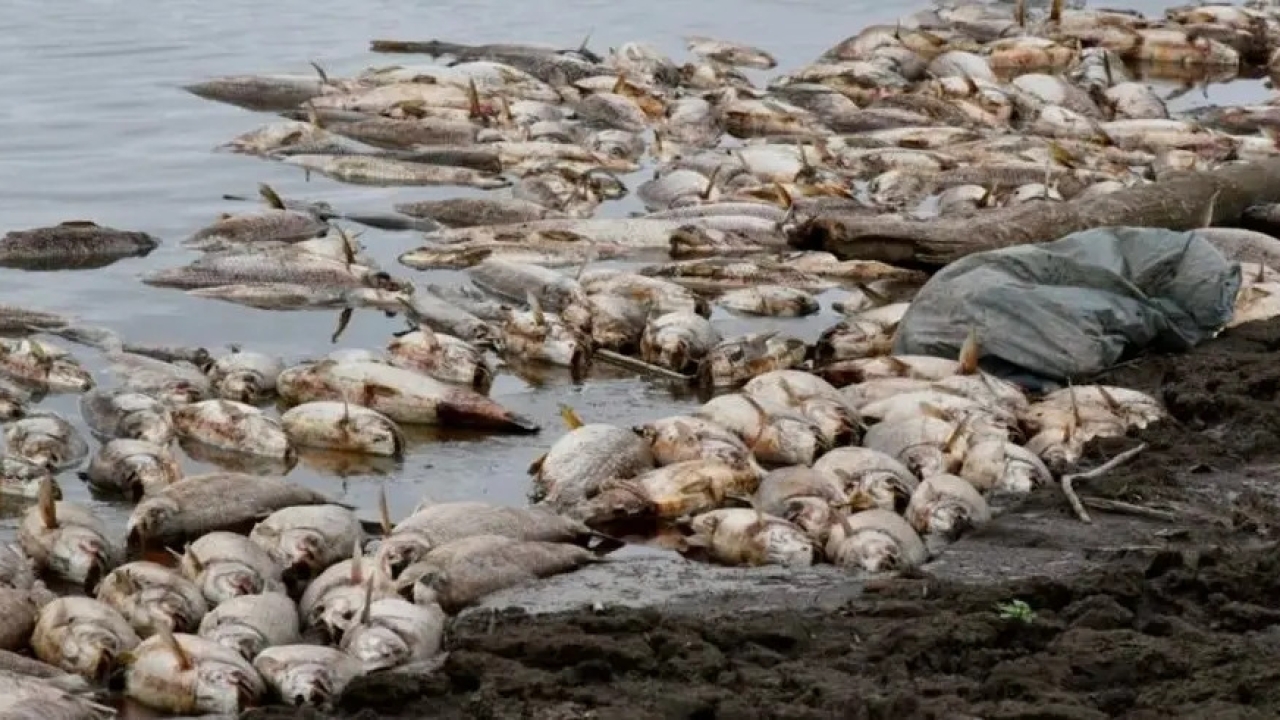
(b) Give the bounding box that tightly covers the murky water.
[0,0,1269,548]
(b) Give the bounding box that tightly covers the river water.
[0,0,1267,542]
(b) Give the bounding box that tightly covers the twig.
[1060,442,1148,523]
[1080,497,1177,523]
[594,349,694,383]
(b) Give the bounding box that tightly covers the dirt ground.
[248,318,1280,720]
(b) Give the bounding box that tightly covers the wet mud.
[249,318,1280,720]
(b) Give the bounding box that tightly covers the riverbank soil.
[252,317,1280,720]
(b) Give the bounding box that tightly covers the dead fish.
[79,389,174,445]
[902,473,990,545]
[394,197,564,227]
[79,439,182,500]
[185,283,367,311]
[0,588,38,651]
[20,480,120,590]
[283,154,511,189]
[184,73,333,112]
[862,415,968,478]
[637,414,761,470]
[178,532,285,605]
[280,401,404,458]
[197,592,301,661]
[0,453,51,499]
[32,597,140,682]
[127,473,336,549]
[749,466,845,542]
[859,390,1016,433]
[642,258,834,293]
[0,544,37,590]
[813,320,896,364]
[0,339,94,394]
[377,500,595,577]
[467,257,586,312]
[400,288,503,348]
[500,299,590,375]
[4,412,89,471]
[0,305,70,335]
[298,551,398,640]
[249,504,362,583]
[0,650,97,694]
[387,328,493,392]
[172,399,295,461]
[0,667,116,719]
[95,561,207,638]
[698,332,808,390]
[639,311,721,375]
[717,285,819,317]
[339,596,446,672]
[401,535,602,613]
[812,446,919,512]
[141,248,404,293]
[571,459,761,525]
[424,283,510,322]
[124,629,266,715]
[826,509,927,573]
[278,359,537,431]
[254,644,364,707]
[1025,385,1164,433]
[820,351,976,386]
[529,405,655,507]
[680,507,814,567]
[0,220,158,271]
[959,439,1053,494]
[183,211,327,251]
[581,270,710,317]
[208,350,284,405]
[696,393,826,467]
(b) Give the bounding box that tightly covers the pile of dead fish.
[7,0,1280,714]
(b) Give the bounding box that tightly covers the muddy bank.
[248,318,1280,720]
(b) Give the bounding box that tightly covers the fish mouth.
[569,343,592,383]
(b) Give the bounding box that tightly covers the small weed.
[995,599,1036,623]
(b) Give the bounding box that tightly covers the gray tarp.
[893,226,1242,389]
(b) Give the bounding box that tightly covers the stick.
[1060,442,1148,523]
[593,349,695,383]
[1080,497,1177,522]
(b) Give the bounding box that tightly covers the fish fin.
[886,356,912,375]
[700,165,722,202]
[304,101,324,129]
[918,402,952,423]
[157,625,193,671]
[258,183,286,210]
[309,60,330,84]
[611,72,627,95]
[332,308,353,345]
[1066,379,1082,432]
[498,94,514,127]
[1014,0,1026,26]
[467,79,483,121]
[1050,0,1063,23]
[1200,189,1221,229]
[943,416,969,454]
[559,404,584,430]
[1102,52,1114,86]
[350,536,364,584]
[958,328,980,374]
[359,572,375,625]
[527,453,547,476]
[340,401,353,428]
[738,393,771,447]
[526,292,546,326]
[375,485,394,536]
[37,478,58,530]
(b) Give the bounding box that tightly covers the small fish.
[124,628,267,715]
[19,480,121,590]
[0,221,159,271]
[172,399,296,461]
[960,439,1053,494]
[80,439,182,500]
[127,473,336,549]
[680,508,815,567]
[339,596,446,672]
[208,350,285,404]
[249,504,362,584]
[0,339,94,394]
[401,534,601,613]
[277,359,537,431]
[184,73,333,112]
[254,644,364,707]
[183,210,328,251]
[197,592,300,661]
[79,389,175,444]
[529,406,655,508]
[904,474,992,542]
[825,509,927,573]
[4,412,89,471]
[280,401,405,458]
[386,327,494,392]
[32,597,140,682]
[95,561,207,638]
[178,532,286,605]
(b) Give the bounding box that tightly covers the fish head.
[923,499,975,542]
[756,418,821,466]
[160,380,205,407]
[196,659,264,713]
[128,496,180,550]
[279,529,325,577]
[845,528,904,574]
[49,361,95,393]
[995,461,1040,495]
[66,622,127,682]
[374,535,432,578]
[853,472,911,513]
[366,271,412,294]
[901,446,947,479]
[121,410,176,446]
[800,399,860,447]
[121,454,179,501]
[316,586,369,640]
[217,371,267,405]
[146,590,200,633]
[350,415,405,459]
[202,564,264,605]
[278,662,335,707]
[781,497,833,543]
[51,527,113,592]
[207,622,265,661]
[344,625,411,673]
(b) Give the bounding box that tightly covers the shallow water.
[0,0,1269,551]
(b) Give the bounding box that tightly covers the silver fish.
[95,561,207,638]
[530,410,655,509]
[638,311,721,374]
[386,328,494,392]
[904,474,992,542]
[32,597,139,682]
[19,481,120,590]
[283,154,511,189]
[79,439,182,500]
[825,509,927,573]
[172,400,295,461]
[79,389,175,444]
[178,532,286,605]
[254,644,364,707]
[250,504,363,583]
[340,597,446,672]
[183,211,327,251]
[124,629,266,715]
[4,412,89,471]
[0,221,158,271]
[279,401,405,458]
[197,592,301,661]
[208,350,284,404]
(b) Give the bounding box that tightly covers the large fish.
[172,399,296,461]
[124,629,266,715]
[95,561,208,638]
[19,480,121,590]
[249,504,363,583]
[0,221,159,271]
[178,532,286,605]
[80,439,182,501]
[277,359,538,431]
[280,401,405,458]
[197,592,300,661]
[79,389,175,444]
[31,597,140,682]
[254,644,364,708]
[529,406,654,508]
